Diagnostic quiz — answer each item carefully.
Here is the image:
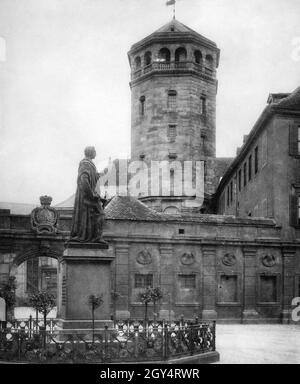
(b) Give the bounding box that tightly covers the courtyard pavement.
[215,324,300,364]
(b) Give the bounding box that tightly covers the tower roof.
[154,18,201,34]
[129,18,218,54]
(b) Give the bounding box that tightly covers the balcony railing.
[132,61,214,80]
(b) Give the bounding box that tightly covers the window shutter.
[290,194,298,227]
[289,124,298,156]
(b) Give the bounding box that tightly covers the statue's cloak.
[70,158,104,242]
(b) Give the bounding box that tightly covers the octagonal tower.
[128,19,220,212]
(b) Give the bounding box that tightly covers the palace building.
[0,19,299,324]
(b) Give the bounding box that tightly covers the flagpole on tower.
[166,0,176,19]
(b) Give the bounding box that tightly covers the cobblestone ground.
[215,324,300,364]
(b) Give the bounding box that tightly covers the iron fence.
[2,316,59,335]
[0,319,216,363]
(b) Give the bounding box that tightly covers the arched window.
[205,54,213,66]
[194,50,202,64]
[144,51,152,66]
[175,47,187,62]
[158,48,171,62]
[167,90,177,110]
[139,96,145,116]
[134,56,141,69]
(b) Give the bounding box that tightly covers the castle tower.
[128,19,220,213]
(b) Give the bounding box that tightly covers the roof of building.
[105,195,164,221]
[55,195,75,209]
[104,195,276,226]
[276,86,300,110]
[0,202,37,215]
[0,194,276,226]
[267,93,290,104]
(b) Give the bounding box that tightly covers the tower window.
[200,96,207,115]
[168,124,177,142]
[158,48,170,62]
[134,56,141,69]
[194,50,202,64]
[205,54,213,66]
[144,51,152,66]
[248,155,252,181]
[205,54,213,75]
[175,47,187,62]
[255,146,259,174]
[135,274,153,288]
[167,90,177,110]
[139,96,145,116]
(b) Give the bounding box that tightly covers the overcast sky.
[0,0,299,204]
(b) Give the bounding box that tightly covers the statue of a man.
[70,146,106,244]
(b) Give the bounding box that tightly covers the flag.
[166,0,175,6]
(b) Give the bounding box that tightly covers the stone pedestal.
[57,242,114,330]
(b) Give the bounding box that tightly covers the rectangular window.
[168,91,177,110]
[227,186,230,207]
[262,131,268,166]
[200,97,206,115]
[289,124,300,156]
[230,181,233,204]
[135,274,153,288]
[219,275,238,303]
[298,196,300,226]
[260,275,277,302]
[254,146,258,174]
[168,124,177,142]
[248,155,252,181]
[238,169,242,192]
[290,187,300,227]
[139,96,145,116]
[243,163,247,187]
[178,274,196,288]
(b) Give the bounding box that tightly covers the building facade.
[215,87,300,242]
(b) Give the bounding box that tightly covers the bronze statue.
[70,146,106,244]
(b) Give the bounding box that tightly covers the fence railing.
[2,316,59,335]
[0,319,216,363]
